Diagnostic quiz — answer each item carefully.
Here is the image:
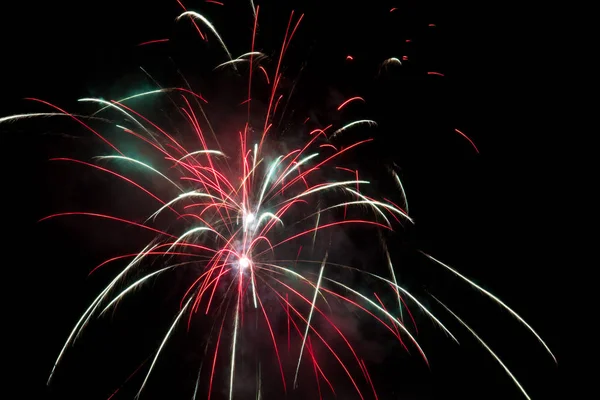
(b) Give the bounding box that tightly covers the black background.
[1,0,559,399]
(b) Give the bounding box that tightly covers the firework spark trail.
[389,284,419,333]
[99,266,176,316]
[307,337,322,400]
[138,38,170,46]
[262,278,366,400]
[39,213,177,239]
[176,0,206,40]
[260,11,304,151]
[373,292,402,340]
[257,261,407,352]
[87,250,204,276]
[177,11,234,63]
[337,96,365,111]
[229,291,240,400]
[383,244,404,322]
[281,295,336,396]
[322,263,459,343]
[256,292,286,391]
[50,158,182,218]
[431,295,532,400]
[330,120,378,138]
[247,7,260,120]
[390,166,409,213]
[293,256,326,388]
[24,98,123,155]
[95,155,183,191]
[382,57,402,67]
[89,88,207,118]
[323,276,433,364]
[0,112,110,124]
[192,358,203,400]
[422,252,557,363]
[207,310,227,400]
[107,356,152,400]
[136,297,194,398]
[454,128,480,153]
[46,243,158,385]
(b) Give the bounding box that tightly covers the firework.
[3,3,555,399]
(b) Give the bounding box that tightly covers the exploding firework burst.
[3,3,555,400]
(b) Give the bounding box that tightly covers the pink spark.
[137,39,169,46]
[454,128,480,153]
[337,96,365,111]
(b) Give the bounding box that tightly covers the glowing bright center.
[238,256,251,269]
[244,212,255,225]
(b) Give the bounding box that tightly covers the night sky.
[2,1,559,399]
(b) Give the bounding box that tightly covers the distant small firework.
[3,2,555,399]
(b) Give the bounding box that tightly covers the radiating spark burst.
[238,255,251,269]
[2,3,556,400]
